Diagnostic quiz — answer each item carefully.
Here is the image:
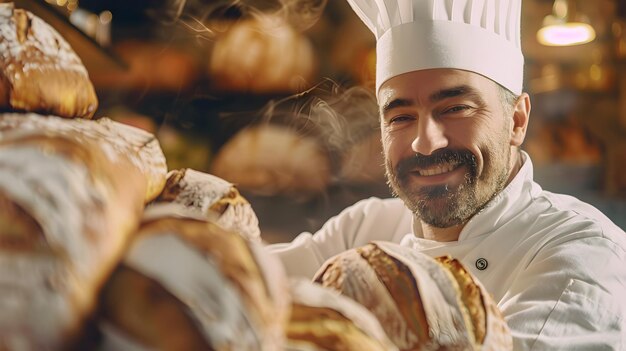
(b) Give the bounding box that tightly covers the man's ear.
[510,93,531,147]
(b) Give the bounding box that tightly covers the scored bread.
[435,255,512,351]
[286,279,398,351]
[0,113,167,202]
[153,168,260,241]
[0,3,98,118]
[0,115,153,349]
[98,204,290,351]
[313,241,513,351]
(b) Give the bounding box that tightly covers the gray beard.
[385,150,510,228]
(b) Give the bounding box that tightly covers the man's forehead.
[377,69,496,105]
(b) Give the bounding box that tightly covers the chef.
[268,0,626,349]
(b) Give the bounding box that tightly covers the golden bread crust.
[140,217,270,317]
[100,213,289,350]
[0,121,147,349]
[314,242,514,351]
[0,113,167,203]
[0,4,98,118]
[435,256,486,344]
[100,266,211,350]
[286,279,398,351]
[288,304,388,351]
[357,244,431,343]
[0,190,44,251]
[154,168,260,241]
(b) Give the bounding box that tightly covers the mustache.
[396,149,477,178]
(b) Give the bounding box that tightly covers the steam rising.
[256,80,380,154]
[212,81,382,197]
[160,0,328,36]
[278,0,328,31]
[155,0,382,183]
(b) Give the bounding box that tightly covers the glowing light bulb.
[537,22,596,46]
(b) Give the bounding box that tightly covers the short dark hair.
[497,83,519,114]
[496,83,519,112]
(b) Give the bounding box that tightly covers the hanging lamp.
[537,0,596,46]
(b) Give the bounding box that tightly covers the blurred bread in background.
[211,124,331,199]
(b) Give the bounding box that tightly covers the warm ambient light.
[537,22,596,46]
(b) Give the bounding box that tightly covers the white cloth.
[268,153,626,350]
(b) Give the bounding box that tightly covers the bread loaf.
[99,204,290,351]
[313,242,512,351]
[0,113,167,202]
[211,125,331,197]
[0,114,157,349]
[286,279,398,351]
[0,3,98,118]
[154,168,260,241]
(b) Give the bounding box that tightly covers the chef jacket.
[268,152,626,350]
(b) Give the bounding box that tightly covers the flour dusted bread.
[0,113,167,202]
[154,168,260,241]
[314,242,512,351]
[0,114,158,349]
[286,279,398,351]
[99,204,290,351]
[0,3,98,118]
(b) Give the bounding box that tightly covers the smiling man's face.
[379,69,522,228]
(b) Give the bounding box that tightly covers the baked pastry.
[211,125,331,198]
[313,242,512,351]
[286,279,398,351]
[209,16,315,93]
[0,3,98,118]
[154,168,260,241]
[0,115,154,349]
[0,113,167,202]
[98,204,290,351]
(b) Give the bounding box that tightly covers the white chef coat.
[268,152,626,350]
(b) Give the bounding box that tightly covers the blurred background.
[23,0,626,239]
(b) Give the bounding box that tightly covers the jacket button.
[475,258,488,270]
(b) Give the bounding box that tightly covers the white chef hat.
[346,0,524,95]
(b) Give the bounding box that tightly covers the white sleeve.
[266,197,412,279]
[499,233,626,350]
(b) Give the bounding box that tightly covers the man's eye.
[444,105,470,114]
[389,115,413,124]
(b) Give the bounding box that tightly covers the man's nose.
[411,116,448,155]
